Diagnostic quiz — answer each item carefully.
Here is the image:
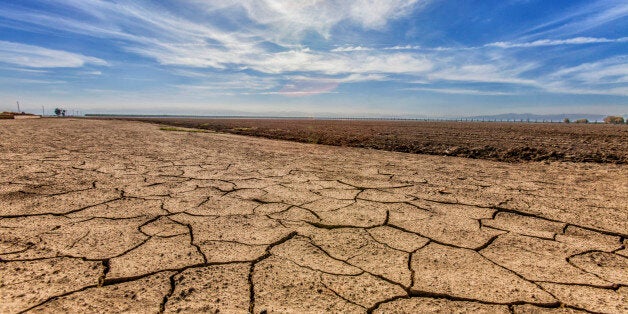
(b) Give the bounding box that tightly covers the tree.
[603,116,625,124]
[54,108,61,116]
[563,118,570,123]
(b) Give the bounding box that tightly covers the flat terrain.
[1,118,627,313]
[117,117,628,163]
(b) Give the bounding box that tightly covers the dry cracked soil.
[0,118,626,313]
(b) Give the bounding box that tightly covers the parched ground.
[1,118,627,313]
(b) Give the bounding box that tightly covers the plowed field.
[116,118,628,163]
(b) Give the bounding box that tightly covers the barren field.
[115,117,628,164]
[1,119,627,313]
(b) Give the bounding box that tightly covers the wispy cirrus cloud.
[274,73,390,96]
[174,73,390,97]
[0,41,106,68]
[0,0,627,114]
[0,1,431,77]
[487,36,628,48]
[276,80,340,97]
[384,45,421,50]
[0,77,66,84]
[400,87,518,96]
[246,49,433,75]
[427,61,539,86]
[333,36,628,53]
[519,1,628,40]
[549,56,628,84]
[541,56,628,96]
[193,0,427,40]
[174,73,281,93]
[331,46,374,52]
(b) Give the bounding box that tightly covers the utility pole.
[42,105,45,116]
[16,101,20,113]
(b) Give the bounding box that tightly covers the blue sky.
[1,0,627,116]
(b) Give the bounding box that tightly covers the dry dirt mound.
[1,119,627,313]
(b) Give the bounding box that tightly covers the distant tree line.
[564,116,625,124]
[603,116,625,124]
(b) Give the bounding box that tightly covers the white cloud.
[264,73,390,96]
[519,2,628,40]
[3,0,625,100]
[175,73,281,92]
[0,77,66,84]
[287,73,388,83]
[427,62,539,86]
[0,66,49,73]
[243,90,340,96]
[549,57,628,83]
[175,72,390,97]
[384,45,421,50]
[246,49,432,75]
[335,73,390,82]
[487,37,628,48]
[196,0,426,39]
[0,41,106,68]
[401,87,517,96]
[542,56,628,96]
[331,46,374,52]
[0,1,431,78]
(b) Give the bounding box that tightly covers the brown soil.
[110,118,628,164]
[1,119,626,313]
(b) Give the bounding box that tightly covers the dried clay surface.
[1,118,627,313]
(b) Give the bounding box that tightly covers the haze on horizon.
[0,0,627,117]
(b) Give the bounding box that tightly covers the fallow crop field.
[119,117,628,163]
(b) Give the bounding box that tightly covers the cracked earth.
[1,118,626,313]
